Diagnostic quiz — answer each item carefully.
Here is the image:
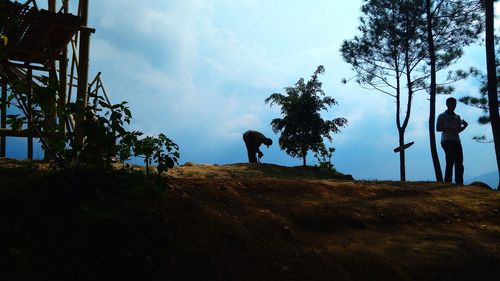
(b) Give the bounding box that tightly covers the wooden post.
[47,0,57,131]
[75,0,90,146]
[1,79,6,157]
[59,0,69,131]
[48,0,56,12]
[27,66,33,160]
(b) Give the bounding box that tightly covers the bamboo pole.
[58,0,69,130]
[27,66,33,160]
[48,0,56,12]
[67,39,79,103]
[1,79,6,157]
[47,0,58,141]
[75,0,90,146]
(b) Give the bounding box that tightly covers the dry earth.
[1,159,499,281]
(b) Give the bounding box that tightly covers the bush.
[2,76,180,172]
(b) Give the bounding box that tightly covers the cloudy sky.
[7,0,499,186]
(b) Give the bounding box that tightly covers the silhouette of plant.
[265,65,347,167]
[132,134,179,179]
[341,0,433,181]
[460,37,500,143]
[314,145,336,171]
[1,76,180,172]
[424,0,483,182]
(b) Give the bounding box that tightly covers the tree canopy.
[341,0,426,181]
[265,66,347,167]
[460,36,500,142]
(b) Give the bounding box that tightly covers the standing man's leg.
[455,142,464,185]
[441,141,454,183]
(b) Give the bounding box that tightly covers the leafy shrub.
[314,145,336,171]
[2,76,180,173]
[131,134,180,178]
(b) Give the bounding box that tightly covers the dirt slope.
[1,160,499,281]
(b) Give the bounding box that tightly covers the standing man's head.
[446,97,457,112]
[263,138,273,148]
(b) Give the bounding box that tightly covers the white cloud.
[215,114,261,140]
[77,0,497,181]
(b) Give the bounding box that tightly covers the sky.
[5,0,499,187]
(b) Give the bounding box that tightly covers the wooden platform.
[0,128,36,138]
[0,0,85,64]
[0,0,93,159]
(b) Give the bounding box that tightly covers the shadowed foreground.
[1,160,499,281]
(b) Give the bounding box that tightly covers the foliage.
[132,134,180,178]
[79,91,134,168]
[314,144,336,171]
[6,76,70,164]
[340,0,481,181]
[341,0,423,95]
[424,0,483,181]
[1,76,180,173]
[341,0,480,95]
[424,0,482,83]
[116,130,143,163]
[482,0,500,189]
[422,0,483,97]
[460,37,500,143]
[341,0,426,181]
[265,65,347,166]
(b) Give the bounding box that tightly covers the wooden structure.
[0,0,96,159]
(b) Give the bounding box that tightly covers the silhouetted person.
[243,130,272,163]
[437,97,468,185]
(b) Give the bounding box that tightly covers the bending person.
[243,130,272,163]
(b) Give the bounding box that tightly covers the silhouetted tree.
[483,0,500,188]
[458,0,500,188]
[426,0,441,181]
[342,0,480,181]
[265,66,347,167]
[460,36,499,143]
[341,0,426,181]
[424,0,483,182]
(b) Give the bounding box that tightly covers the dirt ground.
[1,159,499,281]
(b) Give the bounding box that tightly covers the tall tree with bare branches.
[341,0,427,181]
[424,0,483,182]
[484,0,500,188]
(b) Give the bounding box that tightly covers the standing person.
[242,130,272,163]
[437,97,468,185]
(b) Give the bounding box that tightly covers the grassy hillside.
[1,159,499,281]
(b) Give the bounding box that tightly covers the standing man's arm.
[256,143,264,159]
[254,133,265,158]
[459,119,468,133]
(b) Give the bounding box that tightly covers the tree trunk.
[485,0,500,189]
[302,154,307,167]
[399,129,406,182]
[395,55,405,181]
[401,26,415,182]
[426,0,444,182]
[396,93,406,181]
[1,79,6,157]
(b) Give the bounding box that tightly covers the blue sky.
[5,0,499,186]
